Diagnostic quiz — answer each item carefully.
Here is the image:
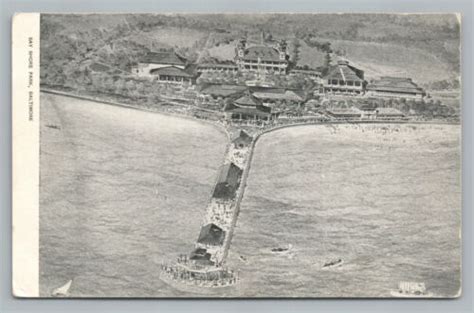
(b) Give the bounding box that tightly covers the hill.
[328,39,457,83]
[40,13,460,88]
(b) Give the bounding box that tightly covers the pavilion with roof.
[224,92,275,122]
[322,60,366,95]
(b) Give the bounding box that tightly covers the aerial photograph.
[38,13,461,298]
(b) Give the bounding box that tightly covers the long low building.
[366,77,426,99]
[197,63,239,73]
[327,106,405,120]
[326,107,364,119]
[373,107,406,119]
[150,66,194,84]
[250,87,305,106]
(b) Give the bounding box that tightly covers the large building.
[366,77,426,99]
[235,38,289,74]
[250,87,305,107]
[197,63,238,74]
[150,66,194,84]
[322,60,366,95]
[224,93,274,122]
[134,50,187,77]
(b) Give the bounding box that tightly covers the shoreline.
[40,89,460,130]
[40,89,230,139]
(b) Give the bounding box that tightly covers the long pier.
[191,127,256,265]
[159,126,258,290]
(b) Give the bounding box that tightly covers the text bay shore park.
[40,14,461,296]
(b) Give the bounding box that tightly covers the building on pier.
[232,130,253,149]
[322,60,366,96]
[189,247,215,266]
[212,162,243,200]
[197,223,226,246]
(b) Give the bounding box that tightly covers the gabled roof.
[150,66,193,77]
[234,93,263,107]
[367,77,425,95]
[141,51,187,66]
[197,224,225,246]
[325,61,364,82]
[212,162,243,199]
[225,93,272,114]
[215,163,242,186]
[189,247,213,263]
[242,46,285,62]
[232,130,253,146]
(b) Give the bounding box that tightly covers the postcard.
[12,12,461,298]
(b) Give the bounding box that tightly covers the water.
[40,94,461,297]
[227,124,461,297]
[39,93,227,297]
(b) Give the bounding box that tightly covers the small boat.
[271,244,292,253]
[390,281,433,298]
[45,124,61,130]
[52,279,72,297]
[322,258,344,269]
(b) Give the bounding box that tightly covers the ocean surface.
[228,123,461,297]
[40,93,461,297]
[39,93,227,297]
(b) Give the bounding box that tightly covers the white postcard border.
[12,12,40,298]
